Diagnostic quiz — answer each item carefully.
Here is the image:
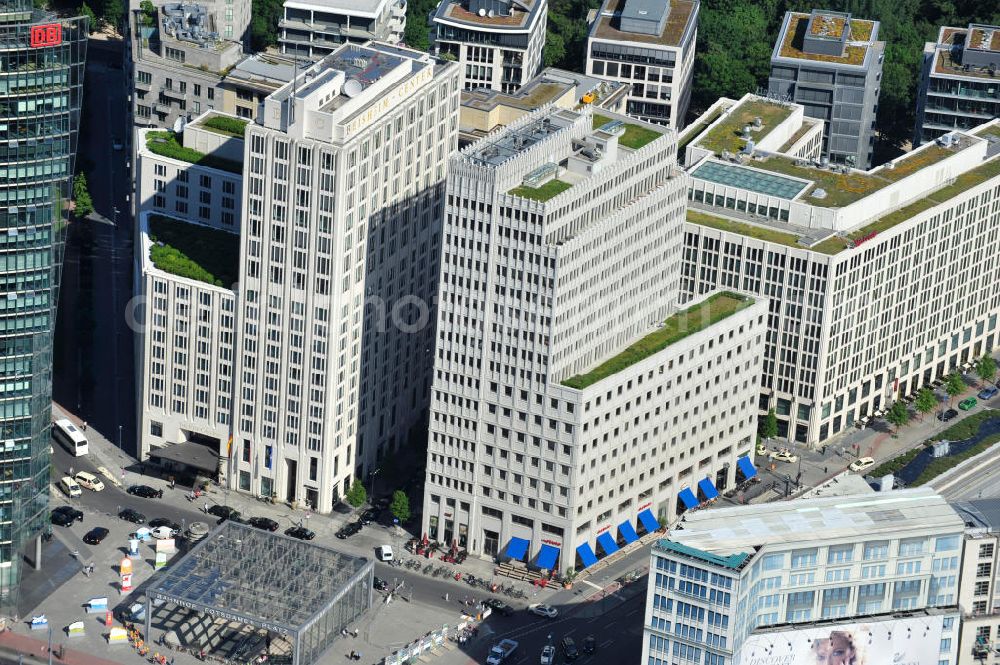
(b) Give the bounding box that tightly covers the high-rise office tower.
[0,1,87,610]
[422,107,765,573]
[231,43,459,512]
[767,9,883,169]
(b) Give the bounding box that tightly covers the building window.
[165,47,185,63]
[150,421,162,437]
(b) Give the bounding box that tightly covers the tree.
[390,490,411,523]
[73,173,93,217]
[945,372,965,405]
[759,408,778,440]
[138,0,156,26]
[914,387,937,421]
[886,401,910,434]
[977,355,997,386]
[81,3,98,32]
[101,0,124,31]
[345,479,367,508]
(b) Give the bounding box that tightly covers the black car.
[127,485,163,499]
[582,636,596,655]
[560,637,579,661]
[83,527,110,545]
[938,408,959,422]
[373,576,388,591]
[248,517,279,532]
[359,508,380,525]
[484,599,513,616]
[336,522,363,539]
[285,526,316,540]
[148,518,181,532]
[119,508,146,524]
[51,505,83,526]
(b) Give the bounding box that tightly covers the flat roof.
[590,0,697,47]
[669,488,964,558]
[951,499,1000,530]
[434,0,542,30]
[228,53,297,87]
[774,11,877,67]
[283,0,387,16]
[692,160,810,200]
[931,26,1000,81]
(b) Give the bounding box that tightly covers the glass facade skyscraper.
[0,0,86,612]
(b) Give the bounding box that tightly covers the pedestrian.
[444,593,448,602]
[204,501,209,514]
[81,421,87,431]
[68,466,74,477]
[824,466,828,473]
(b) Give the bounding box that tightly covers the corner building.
[233,43,459,511]
[0,1,86,610]
[422,107,765,573]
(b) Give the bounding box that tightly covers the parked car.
[540,645,555,665]
[849,457,876,472]
[937,408,959,422]
[83,527,109,545]
[119,508,145,524]
[959,397,978,411]
[528,604,558,618]
[285,526,315,540]
[336,522,362,539]
[769,448,798,464]
[375,545,393,562]
[560,637,579,661]
[484,598,514,616]
[359,508,380,525]
[582,636,596,655]
[51,505,83,526]
[373,576,388,591]
[978,386,999,400]
[148,518,181,532]
[59,476,82,498]
[247,517,279,532]
[127,485,163,499]
[74,471,104,492]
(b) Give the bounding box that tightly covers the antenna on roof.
[290,55,299,125]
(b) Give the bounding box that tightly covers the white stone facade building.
[230,43,459,510]
[642,488,964,665]
[585,0,699,129]
[432,0,547,94]
[679,96,1000,446]
[421,106,765,574]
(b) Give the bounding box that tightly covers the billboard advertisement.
[735,613,947,665]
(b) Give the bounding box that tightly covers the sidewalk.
[0,632,126,665]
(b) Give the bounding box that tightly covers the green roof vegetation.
[780,14,869,65]
[509,179,572,202]
[592,113,662,150]
[878,145,954,182]
[751,156,884,207]
[778,122,815,153]
[145,131,242,174]
[810,236,849,254]
[197,114,248,138]
[562,292,753,389]
[148,214,239,287]
[687,210,801,248]
[695,100,792,155]
[678,107,723,161]
[974,124,1000,140]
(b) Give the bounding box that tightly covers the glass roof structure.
[692,160,811,200]
[145,521,373,665]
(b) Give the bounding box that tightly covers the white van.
[59,476,82,498]
[375,545,393,562]
[74,471,105,492]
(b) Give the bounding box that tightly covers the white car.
[849,456,876,473]
[74,471,104,492]
[769,448,799,463]
[528,603,558,619]
[540,645,555,665]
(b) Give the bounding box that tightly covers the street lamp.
[369,467,381,502]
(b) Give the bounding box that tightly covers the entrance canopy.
[148,440,220,474]
[147,522,373,665]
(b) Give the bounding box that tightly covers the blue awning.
[596,531,619,556]
[536,544,560,570]
[504,537,529,560]
[618,520,639,544]
[698,477,719,501]
[678,487,699,510]
[738,456,757,480]
[638,508,661,533]
[576,542,598,568]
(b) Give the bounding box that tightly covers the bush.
[148,214,239,287]
[390,490,410,523]
[145,131,241,174]
[930,409,1000,442]
[346,480,367,508]
[73,172,93,217]
[868,445,925,479]
[915,432,1000,485]
[201,115,248,137]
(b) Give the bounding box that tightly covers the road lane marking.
[579,579,603,591]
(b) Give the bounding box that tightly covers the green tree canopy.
[81,3,98,32]
[73,173,93,217]
[886,400,910,433]
[390,490,411,523]
[945,372,965,402]
[977,355,997,385]
[914,387,937,419]
[759,408,778,440]
[346,479,367,508]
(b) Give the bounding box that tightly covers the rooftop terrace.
[145,131,242,174]
[562,292,753,389]
[778,12,875,66]
[590,0,697,47]
[192,113,248,138]
[148,214,240,288]
[436,0,540,29]
[695,99,792,155]
[932,27,1000,80]
[591,113,661,149]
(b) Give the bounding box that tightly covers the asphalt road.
[52,40,135,457]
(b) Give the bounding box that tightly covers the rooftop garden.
[562,292,753,389]
[810,14,846,38]
[751,156,884,207]
[592,113,661,150]
[686,210,801,248]
[694,100,791,155]
[678,107,723,155]
[509,179,572,202]
[145,131,242,174]
[780,14,868,65]
[974,124,1000,140]
[196,114,248,138]
[877,144,955,182]
[849,19,874,42]
[778,122,815,153]
[148,214,239,287]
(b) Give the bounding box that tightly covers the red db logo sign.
[30,24,62,48]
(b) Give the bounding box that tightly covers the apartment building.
[641,488,963,665]
[278,0,405,59]
[0,2,87,613]
[678,94,1000,447]
[951,500,1000,664]
[129,0,245,128]
[421,106,766,574]
[219,53,297,122]
[914,23,1000,147]
[231,43,459,511]
[585,0,699,129]
[433,0,547,93]
[459,67,627,144]
[767,9,883,169]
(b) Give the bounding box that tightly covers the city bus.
[52,418,89,457]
